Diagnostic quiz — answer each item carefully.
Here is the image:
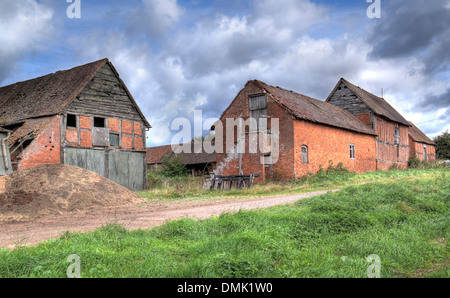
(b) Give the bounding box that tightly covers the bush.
[161,155,188,177]
[408,155,421,168]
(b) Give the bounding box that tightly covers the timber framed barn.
[408,121,436,162]
[0,58,151,191]
[326,78,412,170]
[213,80,378,183]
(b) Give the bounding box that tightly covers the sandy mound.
[0,164,146,222]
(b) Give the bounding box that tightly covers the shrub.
[408,155,421,168]
[161,155,188,177]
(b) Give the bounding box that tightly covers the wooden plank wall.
[65,64,143,123]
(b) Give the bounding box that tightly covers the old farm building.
[408,121,436,162]
[146,142,217,176]
[326,78,411,170]
[0,58,151,190]
[213,80,378,182]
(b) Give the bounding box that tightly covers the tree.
[433,130,450,160]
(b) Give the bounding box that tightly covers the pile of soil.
[0,164,146,222]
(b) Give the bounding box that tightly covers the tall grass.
[140,164,449,201]
[0,170,448,278]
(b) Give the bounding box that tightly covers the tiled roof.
[408,121,436,145]
[254,80,377,136]
[0,58,150,127]
[327,78,410,126]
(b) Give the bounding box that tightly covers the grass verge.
[0,169,448,278]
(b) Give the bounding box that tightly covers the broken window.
[94,117,106,128]
[301,145,308,163]
[66,114,77,128]
[350,144,356,159]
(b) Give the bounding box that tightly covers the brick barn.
[213,80,378,182]
[326,78,411,170]
[0,58,151,190]
[408,121,436,161]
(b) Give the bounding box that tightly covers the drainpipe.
[2,131,11,171]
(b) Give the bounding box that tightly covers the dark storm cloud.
[367,0,450,74]
[417,88,450,112]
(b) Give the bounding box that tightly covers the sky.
[0,0,449,146]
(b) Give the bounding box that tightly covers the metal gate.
[64,147,146,191]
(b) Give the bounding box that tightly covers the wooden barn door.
[64,147,145,191]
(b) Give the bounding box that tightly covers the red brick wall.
[18,116,61,170]
[293,120,376,177]
[108,119,120,132]
[409,137,436,161]
[215,81,378,182]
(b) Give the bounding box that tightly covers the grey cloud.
[0,0,54,84]
[367,0,450,75]
[417,88,450,112]
[126,0,184,41]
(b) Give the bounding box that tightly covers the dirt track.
[0,189,339,249]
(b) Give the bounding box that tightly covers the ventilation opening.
[66,114,77,128]
[94,117,106,128]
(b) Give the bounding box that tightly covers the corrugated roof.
[0,58,150,127]
[408,121,436,146]
[253,80,377,136]
[327,78,410,126]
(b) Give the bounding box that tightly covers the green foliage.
[408,155,421,168]
[160,155,188,177]
[408,155,450,170]
[433,130,450,160]
[296,161,355,186]
[2,169,448,278]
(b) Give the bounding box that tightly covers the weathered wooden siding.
[64,147,146,191]
[327,82,372,116]
[64,63,143,123]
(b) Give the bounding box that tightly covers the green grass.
[139,166,449,201]
[0,169,448,278]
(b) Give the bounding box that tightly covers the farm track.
[0,189,339,249]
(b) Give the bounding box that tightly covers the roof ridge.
[0,58,109,89]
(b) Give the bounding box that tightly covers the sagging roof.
[408,121,436,146]
[253,80,378,136]
[327,78,410,126]
[146,142,216,165]
[0,58,150,127]
[0,127,11,134]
